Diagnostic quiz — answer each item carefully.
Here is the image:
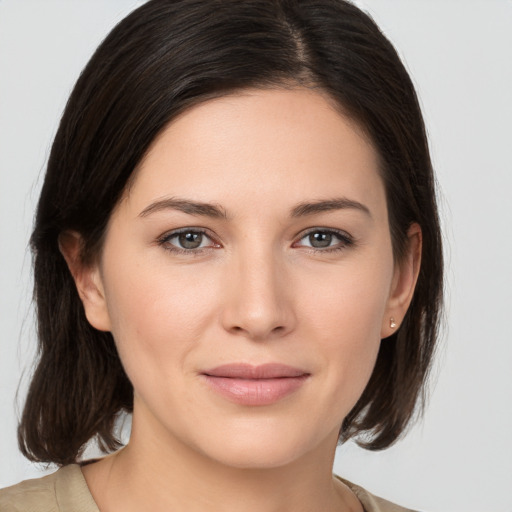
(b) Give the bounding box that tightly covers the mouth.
[200,363,310,406]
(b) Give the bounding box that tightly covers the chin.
[191,420,331,470]
[206,444,306,470]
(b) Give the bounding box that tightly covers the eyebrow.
[291,198,372,219]
[139,196,371,220]
[139,197,228,219]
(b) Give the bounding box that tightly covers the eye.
[157,228,219,253]
[295,229,354,252]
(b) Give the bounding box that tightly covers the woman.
[0,0,443,510]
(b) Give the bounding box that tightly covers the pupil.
[179,232,202,249]
[310,232,332,248]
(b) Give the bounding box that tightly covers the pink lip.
[201,363,310,406]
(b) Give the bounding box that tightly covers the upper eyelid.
[159,226,351,238]
[157,229,219,254]
[156,228,218,249]
[295,227,353,242]
[157,227,354,249]
[298,227,350,236]
[159,227,216,240]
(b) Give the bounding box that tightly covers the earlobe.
[381,223,422,339]
[58,231,111,332]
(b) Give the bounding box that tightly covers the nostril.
[222,297,296,340]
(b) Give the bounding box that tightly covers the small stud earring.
[390,317,397,329]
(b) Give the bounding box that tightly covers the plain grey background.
[1,1,511,511]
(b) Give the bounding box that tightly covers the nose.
[220,248,296,341]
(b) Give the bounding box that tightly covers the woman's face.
[75,88,418,469]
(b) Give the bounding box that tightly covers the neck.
[82,411,361,512]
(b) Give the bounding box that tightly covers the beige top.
[0,465,417,512]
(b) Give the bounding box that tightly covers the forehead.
[124,87,385,219]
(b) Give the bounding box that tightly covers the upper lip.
[202,363,309,379]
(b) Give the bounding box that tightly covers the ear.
[381,223,422,339]
[58,231,111,332]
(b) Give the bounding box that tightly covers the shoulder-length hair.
[19,0,443,465]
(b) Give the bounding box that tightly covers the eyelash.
[156,227,355,256]
[293,228,355,253]
[156,228,220,257]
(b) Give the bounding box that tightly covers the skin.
[61,87,421,512]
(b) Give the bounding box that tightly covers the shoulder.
[336,475,421,512]
[0,468,60,512]
[0,465,99,512]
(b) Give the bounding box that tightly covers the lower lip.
[202,375,309,406]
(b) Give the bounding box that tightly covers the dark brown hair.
[19,0,443,465]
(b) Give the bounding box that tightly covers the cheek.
[302,256,392,342]
[100,256,221,377]
[299,260,392,409]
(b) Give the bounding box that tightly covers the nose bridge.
[221,241,295,340]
